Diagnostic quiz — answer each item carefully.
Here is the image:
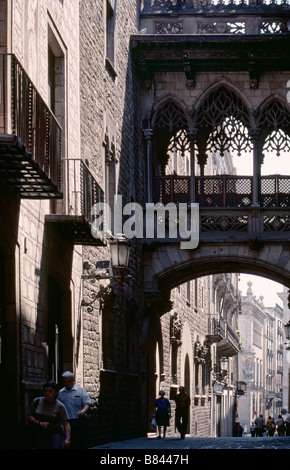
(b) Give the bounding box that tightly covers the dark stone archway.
[144,241,290,303]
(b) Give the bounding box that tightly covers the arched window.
[196,86,252,159]
[153,100,190,175]
[258,99,290,156]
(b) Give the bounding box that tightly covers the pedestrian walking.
[58,371,92,449]
[284,412,290,436]
[27,381,71,449]
[233,422,243,437]
[175,386,190,439]
[254,414,265,437]
[153,390,171,439]
[250,422,256,437]
[266,416,275,437]
[275,415,285,436]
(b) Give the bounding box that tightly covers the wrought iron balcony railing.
[0,54,62,198]
[207,315,240,354]
[46,159,105,246]
[207,316,226,344]
[153,175,290,208]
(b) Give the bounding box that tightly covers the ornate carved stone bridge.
[131,0,290,305]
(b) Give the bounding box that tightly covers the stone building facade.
[1,0,290,449]
[0,0,83,448]
[238,282,285,430]
[278,288,290,414]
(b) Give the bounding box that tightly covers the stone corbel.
[248,52,260,89]
[138,57,153,92]
[144,289,174,316]
[182,52,195,89]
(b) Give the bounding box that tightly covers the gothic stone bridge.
[132,0,290,303]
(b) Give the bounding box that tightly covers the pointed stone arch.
[257,94,290,156]
[150,94,191,130]
[195,84,253,160]
[149,96,192,176]
[193,79,254,125]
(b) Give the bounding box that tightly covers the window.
[48,47,56,114]
[186,281,191,305]
[48,23,65,214]
[48,25,65,129]
[105,0,116,77]
[104,130,117,233]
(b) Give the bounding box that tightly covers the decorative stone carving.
[242,359,254,380]
[170,311,182,345]
[155,22,183,34]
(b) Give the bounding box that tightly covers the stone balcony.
[140,0,290,36]
[132,1,290,89]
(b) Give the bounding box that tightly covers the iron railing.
[208,316,226,338]
[0,53,62,188]
[153,175,290,208]
[63,159,104,224]
[142,0,290,12]
[207,316,240,351]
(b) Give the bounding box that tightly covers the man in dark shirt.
[175,386,190,439]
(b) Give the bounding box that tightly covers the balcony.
[45,159,105,246]
[0,54,62,199]
[207,315,225,344]
[132,0,290,90]
[207,315,240,355]
[153,175,290,208]
[140,1,290,37]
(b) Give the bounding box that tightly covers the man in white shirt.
[58,371,92,449]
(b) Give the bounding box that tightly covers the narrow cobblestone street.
[92,434,290,450]
[88,435,290,467]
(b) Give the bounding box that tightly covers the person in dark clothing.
[255,414,265,437]
[284,413,290,436]
[153,390,171,439]
[27,381,71,449]
[175,386,190,439]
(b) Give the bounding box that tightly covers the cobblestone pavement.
[92,434,290,450]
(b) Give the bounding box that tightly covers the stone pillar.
[188,128,198,203]
[250,129,261,207]
[143,128,154,203]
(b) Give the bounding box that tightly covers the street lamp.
[110,234,131,271]
[237,381,247,395]
[220,357,229,373]
[81,234,131,309]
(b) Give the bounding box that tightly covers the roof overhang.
[131,33,290,84]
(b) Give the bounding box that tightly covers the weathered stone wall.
[79,0,145,444]
[0,1,82,447]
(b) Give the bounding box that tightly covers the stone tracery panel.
[258,99,290,155]
[195,86,252,157]
[151,87,290,180]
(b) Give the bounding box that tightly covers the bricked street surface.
[92,435,290,450]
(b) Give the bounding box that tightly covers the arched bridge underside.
[143,241,290,308]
